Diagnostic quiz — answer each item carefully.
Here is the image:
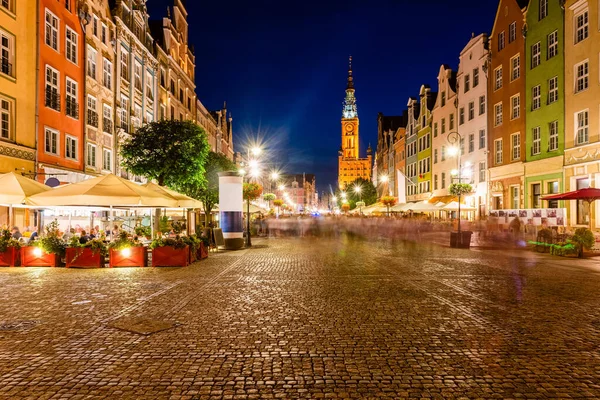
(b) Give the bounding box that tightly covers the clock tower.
[338,56,372,189]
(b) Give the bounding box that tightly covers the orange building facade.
[38,0,86,185]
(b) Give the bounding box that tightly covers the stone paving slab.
[0,237,599,398]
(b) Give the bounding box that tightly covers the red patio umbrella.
[542,187,600,229]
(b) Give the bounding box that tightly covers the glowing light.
[121,248,131,257]
[451,169,459,176]
[278,185,285,191]
[380,175,389,183]
[354,186,362,194]
[239,169,246,176]
[341,192,347,199]
[249,159,259,168]
[251,147,262,157]
[250,168,260,178]
[270,172,279,180]
[464,161,472,167]
[332,196,337,202]
[447,146,459,157]
[33,247,43,257]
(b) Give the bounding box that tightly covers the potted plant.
[66,236,108,268]
[108,231,147,267]
[0,229,22,267]
[448,183,474,249]
[134,225,152,240]
[570,227,595,258]
[381,196,397,216]
[21,220,66,267]
[273,199,284,216]
[198,235,209,259]
[150,236,188,267]
[341,203,350,214]
[182,234,202,263]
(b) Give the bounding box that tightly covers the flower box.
[66,248,105,268]
[189,246,197,264]
[152,245,189,267]
[197,243,208,260]
[20,247,60,267]
[0,247,20,267]
[109,247,147,268]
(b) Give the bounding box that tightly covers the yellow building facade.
[0,0,37,174]
[564,0,600,229]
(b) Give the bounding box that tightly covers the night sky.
[147,0,499,193]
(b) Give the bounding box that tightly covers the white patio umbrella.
[28,174,177,207]
[142,182,203,208]
[0,172,52,227]
[443,201,476,211]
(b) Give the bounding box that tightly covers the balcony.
[103,118,113,134]
[87,110,98,128]
[45,87,60,111]
[1,61,12,77]
[66,98,79,119]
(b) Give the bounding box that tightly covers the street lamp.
[447,131,464,242]
[380,174,390,196]
[243,145,263,247]
[354,185,363,214]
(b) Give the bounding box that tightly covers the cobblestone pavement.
[1,236,600,399]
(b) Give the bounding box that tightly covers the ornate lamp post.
[447,131,463,236]
[354,185,363,214]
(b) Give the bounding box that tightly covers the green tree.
[120,120,210,189]
[335,178,377,209]
[181,152,237,226]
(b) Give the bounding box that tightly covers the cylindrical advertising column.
[218,171,244,250]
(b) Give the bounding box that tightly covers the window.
[102,149,112,171]
[511,95,520,119]
[479,129,486,150]
[494,67,502,90]
[547,30,558,59]
[1,0,14,13]
[511,55,520,81]
[532,126,541,155]
[134,61,142,91]
[160,68,166,87]
[449,113,454,130]
[66,27,78,64]
[1,29,14,77]
[120,95,128,130]
[87,95,98,127]
[548,76,558,103]
[532,85,541,110]
[577,178,590,225]
[473,68,479,87]
[146,112,153,124]
[441,145,446,161]
[460,137,465,155]
[479,95,486,115]
[44,127,58,155]
[547,181,559,208]
[45,65,60,111]
[494,102,503,126]
[468,102,475,121]
[92,16,98,37]
[576,110,589,145]
[459,107,465,125]
[160,103,166,120]
[441,92,446,107]
[45,9,59,51]
[469,133,474,153]
[103,104,112,134]
[549,120,558,151]
[575,61,588,93]
[65,135,77,160]
[146,70,153,100]
[120,49,129,81]
[434,149,438,163]
[495,139,503,165]
[170,79,176,95]
[102,58,112,89]
[511,133,521,161]
[531,42,541,68]
[511,186,520,209]
[441,118,446,134]
[0,96,13,140]
[539,0,548,19]
[479,161,486,183]
[464,74,470,93]
[498,31,505,51]
[575,10,589,44]
[87,46,97,80]
[509,22,517,43]
[65,78,78,119]
[434,174,438,190]
[433,122,438,137]
[101,23,107,45]
[86,143,96,167]
[441,172,446,189]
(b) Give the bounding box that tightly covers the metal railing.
[66,98,79,119]
[45,87,60,111]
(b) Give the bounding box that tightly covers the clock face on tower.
[345,123,353,133]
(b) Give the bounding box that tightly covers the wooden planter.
[66,248,105,268]
[109,247,147,268]
[20,247,60,267]
[197,243,208,260]
[189,246,197,264]
[152,245,189,267]
[0,247,20,267]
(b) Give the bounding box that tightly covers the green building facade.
[524,0,565,209]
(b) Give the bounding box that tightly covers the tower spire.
[347,55,354,90]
